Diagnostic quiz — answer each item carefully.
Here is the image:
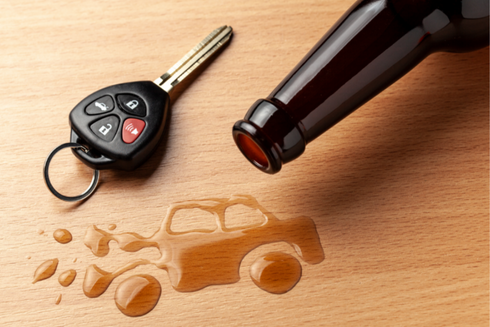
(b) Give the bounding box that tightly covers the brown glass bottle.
[233,0,489,173]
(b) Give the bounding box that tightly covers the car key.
[44,26,233,202]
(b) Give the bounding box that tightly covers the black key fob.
[69,81,169,171]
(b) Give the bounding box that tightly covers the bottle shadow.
[290,47,489,229]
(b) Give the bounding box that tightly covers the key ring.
[43,143,100,202]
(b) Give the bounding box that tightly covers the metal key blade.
[154,26,233,93]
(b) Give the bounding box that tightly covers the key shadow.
[282,47,489,233]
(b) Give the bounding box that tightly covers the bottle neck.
[269,0,488,143]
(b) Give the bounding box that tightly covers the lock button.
[90,115,120,142]
[117,94,146,117]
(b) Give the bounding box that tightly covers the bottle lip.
[232,120,282,174]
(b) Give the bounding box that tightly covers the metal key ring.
[43,143,100,202]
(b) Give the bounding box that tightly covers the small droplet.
[108,224,117,231]
[26,256,31,260]
[83,265,114,298]
[53,229,72,244]
[55,294,62,305]
[114,275,161,317]
[249,252,302,294]
[73,258,77,263]
[37,229,44,235]
[59,269,77,287]
[33,259,59,284]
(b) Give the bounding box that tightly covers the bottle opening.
[236,134,269,169]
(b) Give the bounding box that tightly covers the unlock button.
[90,115,120,142]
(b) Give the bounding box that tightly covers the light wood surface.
[1,0,488,326]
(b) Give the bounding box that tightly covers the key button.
[122,118,146,144]
[117,94,146,117]
[90,115,120,142]
[85,95,114,115]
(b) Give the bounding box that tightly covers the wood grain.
[0,0,488,326]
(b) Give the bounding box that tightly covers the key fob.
[69,81,169,171]
[44,26,232,202]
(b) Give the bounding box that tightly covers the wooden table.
[1,0,488,325]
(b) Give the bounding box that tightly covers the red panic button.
[122,118,146,144]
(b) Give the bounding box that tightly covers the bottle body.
[233,0,489,174]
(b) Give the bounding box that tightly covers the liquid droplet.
[108,224,117,230]
[83,265,114,298]
[33,259,59,284]
[73,258,77,263]
[59,269,77,287]
[82,260,151,298]
[53,229,72,244]
[249,252,302,294]
[26,256,31,260]
[55,294,62,305]
[37,229,44,235]
[114,275,161,317]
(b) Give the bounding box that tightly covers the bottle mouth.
[232,121,282,174]
[236,134,269,169]
[233,99,306,174]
